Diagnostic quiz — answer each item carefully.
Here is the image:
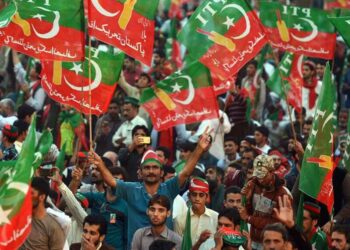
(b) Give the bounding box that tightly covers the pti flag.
[266,52,303,112]
[178,0,267,79]
[41,47,125,115]
[0,116,36,249]
[165,19,182,68]
[212,74,236,96]
[299,63,336,214]
[88,0,159,66]
[325,0,350,9]
[329,16,350,47]
[260,2,336,60]
[0,0,85,61]
[141,62,219,131]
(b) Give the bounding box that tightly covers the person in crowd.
[302,60,322,118]
[89,131,211,247]
[217,137,241,170]
[118,125,150,181]
[239,137,256,156]
[302,202,328,250]
[112,97,148,148]
[240,155,291,249]
[224,162,246,189]
[17,103,36,124]
[69,164,128,250]
[70,215,114,250]
[13,119,29,153]
[131,194,182,250]
[103,151,120,167]
[0,98,17,128]
[331,225,350,250]
[149,239,177,250]
[122,55,142,86]
[241,149,257,167]
[175,176,218,250]
[156,145,172,167]
[0,124,18,160]
[253,126,271,155]
[268,150,290,179]
[206,166,225,212]
[223,186,243,209]
[20,177,66,249]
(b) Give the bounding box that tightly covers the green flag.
[329,16,350,47]
[0,115,37,249]
[299,63,336,214]
[55,142,66,173]
[181,206,192,250]
[341,111,350,172]
[32,129,53,169]
[0,1,16,28]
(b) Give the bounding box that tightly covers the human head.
[338,109,349,131]
[224,137,239,157]
[240,136,255,155]
[188,177,209,212]
[206,166,224,184]
[140,150,163,184]
[2,124,18,143]
[13,120,29,142]
[149,239,176,250]
[224,186,242,209]
[82,215,107,247]
[109,166,127,180]
[268,150,283,169]
[122,97,139,121]
[31,177,50,209]
[135,72,152,89]
[246,60,257,77]
[303,60,316,81]
[153,49,165,66]
[331,225,350,250]
[302,119,313,139]
[156,146,171,165]
[103,151,119,167]
[262,223,288,250]
[0,98,15,116]
[303,202,321,236]
[132,125,149,148]
[241,148,256,166]
[28,61,41,81]
[253,155,275,186]
[107,99,120,119]
[162,165,175,181]
[17,104,36,124]
[315,60,326,80]
[217,208,241,231]
[147,194,171,226]
[254,126,269,147]
[123,56,135,71]
[179,141,196,161]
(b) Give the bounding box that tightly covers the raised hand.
[273,195,294,228]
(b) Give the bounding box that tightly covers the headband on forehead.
[189,177,209,193]
[141,150,162,168]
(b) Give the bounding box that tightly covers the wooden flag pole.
[88,38,93,151]
[269,45,298,143]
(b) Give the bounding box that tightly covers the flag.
[165,0,188,19]
[266,52,303,112]
[55,142,66,173]
[212,74,236,96]
[41,47,125,115]
[32,129,53,169]
[341,111,350,172]
[299,63,336,214]
[0,116,37,249]
[165,19,182,69]
[88,0,159,66]
[0,0,16,28]
[260,2,336,60]
[178,0,267,79]
[325,0,350,9]
[0,0,85,61]
[329,16,350,47]
[140,62,219,131]
[181,206,192,250]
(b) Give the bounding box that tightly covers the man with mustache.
[89,130,212,248]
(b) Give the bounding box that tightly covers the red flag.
[88,0,159,66]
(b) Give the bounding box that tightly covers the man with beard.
[302,202,328,250]
[240,155,291,250]
[131,195,182,250]
[89,131,211,248]
[174,177,218,249]
[205,166,225,212]
[70,165,128,250]
[70,215,114,250]
[118,125,149,181]
[20,177,65,249]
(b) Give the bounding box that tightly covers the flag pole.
[88,37,93,151]
[269,45,298,143]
